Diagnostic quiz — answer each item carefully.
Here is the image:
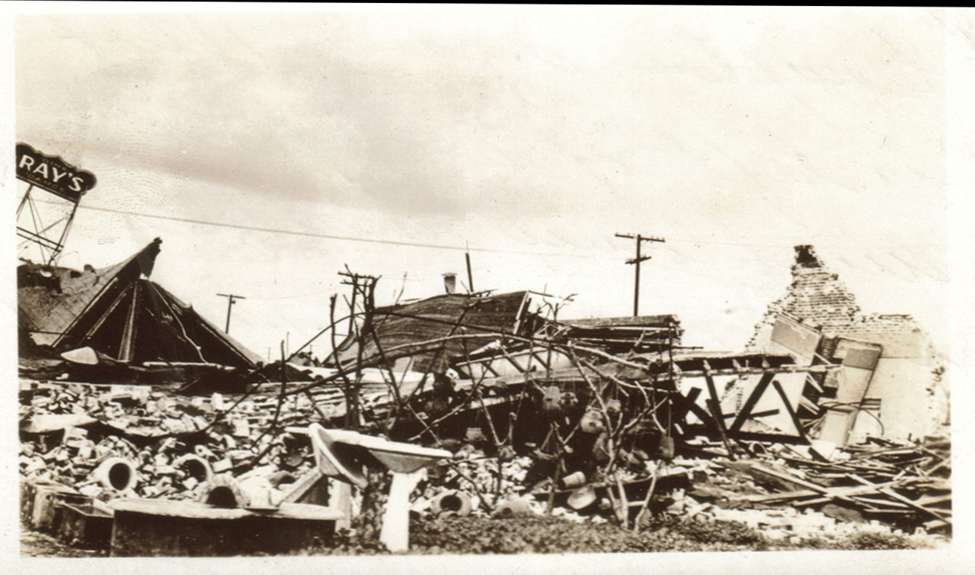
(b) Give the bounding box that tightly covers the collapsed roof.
[328,291,532,374]
[18,238,261,369]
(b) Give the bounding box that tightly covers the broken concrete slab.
[109,498,343,556]
[23,413,98,434]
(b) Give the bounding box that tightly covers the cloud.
[18,9,946,235]
[14,8,951,354]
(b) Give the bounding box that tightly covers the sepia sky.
[13,6,956,358]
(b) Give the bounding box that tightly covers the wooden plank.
[850,496,910,509]
[500,349,528,373]
[746,490,820,504]
[748,478,911,504]
[77,282,131,345]
[119,281,140,363]
[528,350,550,370]
[671,387,702,426]
[677,364,839,378]
[771,379,806,439]
[743,463,861,506]
[687,402,716,429]
[723,431,809,445]
[845,474,952,525]
[777,455,857,471]
[721,408,781,420]
[728,372,775,435]
[702,361,735,460]
[915,493,952,506]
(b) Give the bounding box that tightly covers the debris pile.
[409,436,951,536]
[19,381,325,504]
[19,374,951,555]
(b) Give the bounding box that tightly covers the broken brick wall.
[747,246,948,442]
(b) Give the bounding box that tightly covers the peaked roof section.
[19,238,162,348]
[136,281,263,367]
[18,238,261,369]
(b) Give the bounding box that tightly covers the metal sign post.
[15,143,97,264]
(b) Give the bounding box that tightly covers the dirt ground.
[20,522,107,558]
[20,512,947,557]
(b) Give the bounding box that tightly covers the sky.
[11,6,957,361]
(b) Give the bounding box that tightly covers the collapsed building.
[19,247,952,556]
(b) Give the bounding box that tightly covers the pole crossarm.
[615,233,665,316]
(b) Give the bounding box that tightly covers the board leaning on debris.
[18,241,950,556]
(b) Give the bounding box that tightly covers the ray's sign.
[16,143,97,203]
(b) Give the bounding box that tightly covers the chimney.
[794,245,821,269]
[442,273,457,294]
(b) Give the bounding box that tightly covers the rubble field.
[20,376,950,556]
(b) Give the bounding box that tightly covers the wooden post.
[702,361,735,459]
[633,236,643,316]
[465,250,475,293]
[728,372,775,435]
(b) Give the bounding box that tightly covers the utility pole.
[216,293,245,334]
[465,251,475,294]
[464,241,475,294]
[615,233,665,316]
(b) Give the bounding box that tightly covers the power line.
[40,199,945,256]
[54,202,593,259]
[664,235,946,249]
